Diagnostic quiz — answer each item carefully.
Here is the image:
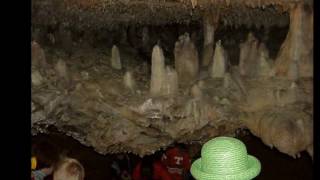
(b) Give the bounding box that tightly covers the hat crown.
[201,137,249,175]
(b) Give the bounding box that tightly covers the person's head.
[140,155,155,180]
[32,140,60,168]
[53,157,85,180]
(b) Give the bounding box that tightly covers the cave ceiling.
[30,0,310,29]
[31,0,313,159]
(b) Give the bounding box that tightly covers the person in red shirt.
[132,154,172,180]
[161,144,191,180]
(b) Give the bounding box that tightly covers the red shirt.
[161,147,191,180]
[132,161,172,180]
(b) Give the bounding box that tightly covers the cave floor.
[32,130,313,180]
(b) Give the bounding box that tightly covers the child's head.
[53,157,85,180]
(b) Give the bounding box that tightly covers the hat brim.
[191,155,261,180]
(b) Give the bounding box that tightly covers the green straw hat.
[191,136,261,180]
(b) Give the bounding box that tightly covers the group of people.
[32,137,262,180]
[31,140,85,180]
[111,144,198,180]
[110,137,262,180]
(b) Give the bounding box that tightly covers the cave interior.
[31,0,313,179]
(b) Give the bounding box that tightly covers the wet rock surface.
[32,34,313,158]
[32,0,313,160]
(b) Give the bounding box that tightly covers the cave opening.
[32,1,313,180]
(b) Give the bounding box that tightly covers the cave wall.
[31,0,313,159]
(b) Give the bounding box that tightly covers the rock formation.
[242,105,313,159]
[209,40,227,78]
[55,59,68,81]
[124,71,136,93]
[274,4,313,79]
[31,0,313,160]
[162,66,179,97]
[174,33,199,85]
[202,11,219,67]
[32,41,47,69]
[239,32,260,77]
[111,45,122,70]
[150,45,166,97]
[256,43,273,77]
[190,83,203,99]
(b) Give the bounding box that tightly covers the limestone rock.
[124,71,136,92]
[150,45,166,96]
[190,83,202,98]
[111,45,122,70]
[174,33,199,85]
[276,82,298,106]
[55,59,68,80]
[210,40,227,78]
[32,70,44,86]
[202,21,215,67]
[162,66,178,96]
[242,107,313,159]
[256,43,273,77]
[223,73,232,89]
[274,4,313,78]
[239,32,259,77]
[202,10,219,67]
[202,46,214,67]
[220,98,230,105]
[287,61,299,80]
[31,41,47,68]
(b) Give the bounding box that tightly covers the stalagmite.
[256,43,273,77]
[202,12,219,67]
[55,59,68,80]
[174,33,199,85]
[162,66,178,96]
[150,45,166,96]
[32,70,44,86]
[31,41,47,68]
[124,71,136,93]
[110,45,122,70]
[190,83,202,99]
[31,0,314,159]
[274,4,313,78]
[210,40,227,78]
[239,32,259,77]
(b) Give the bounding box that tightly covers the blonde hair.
[53,157,85,180]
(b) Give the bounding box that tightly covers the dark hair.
[175,143,187,150]
[32,140,60,167]
[140,155,154,180]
